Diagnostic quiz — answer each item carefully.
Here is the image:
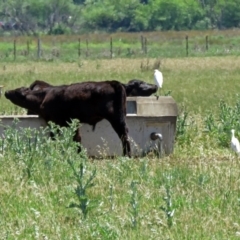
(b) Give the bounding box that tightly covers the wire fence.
[0,34,239,62]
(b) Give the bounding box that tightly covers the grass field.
[1,44,240,238]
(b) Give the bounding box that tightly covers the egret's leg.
[158,87,162,96]
[155,87,161,98]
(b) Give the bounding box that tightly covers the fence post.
[141,35,144,52]
[37,38,41,59]
[86,39,89,58]
[186,35,188,56]
[78,38,81,57]
[144,37,147,54]
[27,40,30,56]
[110,37,113,58]
[13,39,16,61]
[206,35,208,51]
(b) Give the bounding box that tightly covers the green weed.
[160,185,175,228]
[67,159,97,219]
[129,180,139,229]
[204,95,240,147]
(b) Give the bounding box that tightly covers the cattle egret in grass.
[154,69,163,96]
[231,129,240,155]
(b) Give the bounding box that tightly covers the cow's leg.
[73,127,82,153]
[109,120,131,157]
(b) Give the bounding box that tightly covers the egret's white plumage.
[231,129,240,154]
[154,69,163,88]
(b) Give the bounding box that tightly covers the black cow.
[28,79,158,97]
[5,81,131,157]
[26,79,157,114]
[123,79,157,96]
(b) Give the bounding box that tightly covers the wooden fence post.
[144,37,147,54]
[78,38,81,57]
[86,39,89,58]
[13,39,16,61]
[141,35,144,52]
[27,40,30,56]
[206,35,208,51]
[37,38,41,59]
[110,37,113,58]
[186,35,188,56]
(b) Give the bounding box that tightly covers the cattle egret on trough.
[154,69,163,96]
[231,129,240,155]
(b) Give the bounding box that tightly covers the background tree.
[0,0,239,35]
[0,0,81,35]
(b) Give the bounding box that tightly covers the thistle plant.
[108,184,114,211]
[2,120,43,179]
[67,158,97,219]
[139,159,149,181]
[160,185,175,228]
[204,96,240,147]
[129,180,139,229]
[176,110,192,146]
[176,110,189,137]
[45,119,80,154]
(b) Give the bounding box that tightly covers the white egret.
[153,69,163,96]
[231,129,240,154]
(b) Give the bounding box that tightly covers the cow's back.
[40,80,127,126]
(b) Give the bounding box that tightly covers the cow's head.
[5,87,45,114]
[124,79,157,97]
[5,87,29,105]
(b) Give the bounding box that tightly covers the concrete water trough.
[0,96,178,157]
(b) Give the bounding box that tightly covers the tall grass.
[0,123,240,239]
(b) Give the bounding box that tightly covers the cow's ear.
[21,91,28,97]
[26,93,42,104]
[128,81,135,87]
[25,93,36,101]
[19,88,30,97]
[15,89,27,98]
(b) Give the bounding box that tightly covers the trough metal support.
[150,132,163,158]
